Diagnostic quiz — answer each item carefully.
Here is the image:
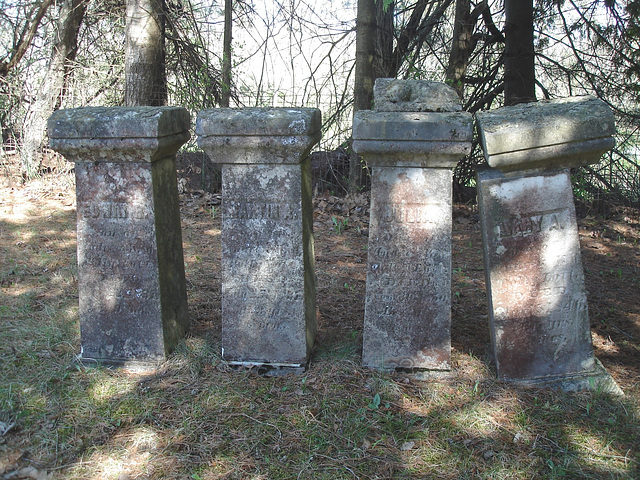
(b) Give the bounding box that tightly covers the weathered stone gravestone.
[353,79,473,373]
[196,108,320,373]
[48,107,190,369]
[476,96,621,392]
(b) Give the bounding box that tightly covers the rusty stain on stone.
[478,167,596,381]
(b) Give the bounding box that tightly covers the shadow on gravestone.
[47,107,191,372]
[353,79,473,376]
[475,96,623,394]
[196,108,321,375]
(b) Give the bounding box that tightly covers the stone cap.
[47,107,191,163]
[352,110,473,168]
[196,107,321,137]
[476,96,616,172]
[48,106,190,139]
[374,78,461,112]
[196,108,322,164]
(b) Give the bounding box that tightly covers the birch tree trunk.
[125,0,167,106]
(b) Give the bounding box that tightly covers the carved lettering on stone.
[47,106,191,367]
[363,167,452,371]
[478,168,596,380]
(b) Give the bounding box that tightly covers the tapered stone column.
[476,96,621,393]
[196,108,320,373]
[353,79,473,373]
[48,107,190,369]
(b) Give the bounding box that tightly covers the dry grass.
[1,166,639,479]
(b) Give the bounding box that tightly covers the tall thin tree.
[503,0,536,105]
[221,0,233,107]
[125,0,167,106]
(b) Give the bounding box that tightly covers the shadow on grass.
[0,191,639,478]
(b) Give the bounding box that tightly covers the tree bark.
[221,0,233,107]
[125,0,167,106]
[446,0,474,98]
[353,0,377,113]
[350,0,394,192]
[20,0,88,178]
[504,0,536,105]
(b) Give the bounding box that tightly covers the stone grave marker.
[353,79,473,373]
[475,96,622,392]
[196,108,320,373]
[47,107,190,369]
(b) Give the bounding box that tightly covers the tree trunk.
[20,0,87,178]
[504,0,536,105]
[221,0,232,107]
[125,0,167,106]
[350,0,394,193]
[446,0,473,98]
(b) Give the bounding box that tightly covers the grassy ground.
[1,167,639,479]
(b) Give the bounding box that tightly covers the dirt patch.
[2,158,639,479]
[2,151,639,389]
[176,181,640,392]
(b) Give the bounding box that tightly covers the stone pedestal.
[476,96,621,393]
[48,107,190,369]
[353,79,473,372]
[196,108,320,372]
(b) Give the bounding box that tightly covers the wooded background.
[1,0,639,206]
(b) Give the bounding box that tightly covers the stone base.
[77,354,163,374]
[225,361,307,376]
[505,359,623,395]
[393,367,454,382]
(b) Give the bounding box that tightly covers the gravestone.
[475,96,622,392]
[47,107,190,370]
[196,108,320,372]
[353,79,473,372]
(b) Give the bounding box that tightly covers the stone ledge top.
[373,78,461,112]
[476,96,615,171]
[353,110,473,143]
[48,106,190,139]
[196,107,321,137]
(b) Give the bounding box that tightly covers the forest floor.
[1,155,639,479]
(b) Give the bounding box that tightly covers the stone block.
[48,107,190,369]
[477,168,596,381]
[196,107,321,164]
[475,97,621,392]
[197,108,320,371]
[352,111,473,167]
[476,96,615,172]
[373,78,462,112]
[363,167,453,370]
[353,80,473,373]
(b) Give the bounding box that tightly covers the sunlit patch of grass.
[88,374,138,405]
[2,174,639,479]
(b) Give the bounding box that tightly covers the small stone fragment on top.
[373,78,462,113]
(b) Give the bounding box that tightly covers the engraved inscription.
[80,202,151,220]
[225,200,300,220]
[365,199,450,367]
[478,169,596,380]
[378,202,444,224]
[496,208,566,240]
